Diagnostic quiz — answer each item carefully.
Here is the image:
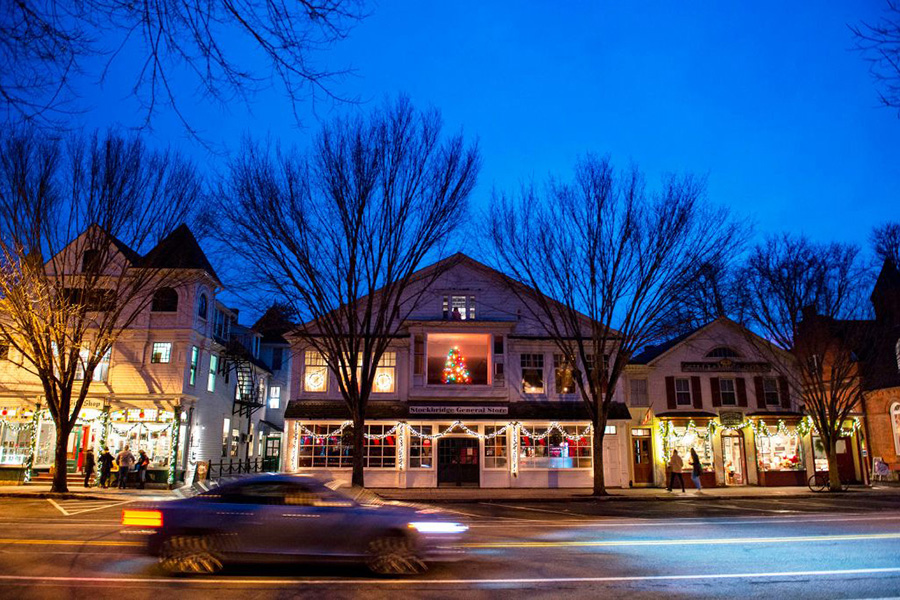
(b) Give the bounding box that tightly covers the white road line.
[46,499,69,516]
[481,503,593,519]
[468,514,900,529]
[65,500,134,516]
[1,567,900,586]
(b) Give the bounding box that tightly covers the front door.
[438,437,479,487]
[835,437,858,483]
[722,434,746,486]
[631,429,654,485]
[264,436,281,471]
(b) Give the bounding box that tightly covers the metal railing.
[205,457,279,480]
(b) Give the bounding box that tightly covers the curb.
[373,490,900,504]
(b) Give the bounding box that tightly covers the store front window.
[483,425,508,468]
[0,422,29,465]
[409,426,433,469]
[519,425,592,469]
[107,409,175,468]
[755,428,803,471]
[363,425,397,468]
[297,425,353,468]
[662,423,714,471]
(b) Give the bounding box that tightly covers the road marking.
[464,532,900,549]
[467,513,900,528]
[1,567,900,586]
[46,499,69,516]
[489,503,591,518]
[0,538,142,547]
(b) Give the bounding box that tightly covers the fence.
[204,457,279,481]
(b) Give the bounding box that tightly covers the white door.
[602,435,622,488]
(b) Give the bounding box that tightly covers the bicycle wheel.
[808,473,828,492]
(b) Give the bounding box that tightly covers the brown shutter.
[779,376,791,409]
[754,376,765,409]
[736,377,748,407]
[665,376,676,409]
[710,377,721,407]
[691,376,703,409]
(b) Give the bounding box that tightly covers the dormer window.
[706,347,740,359]
[442,295,475,320]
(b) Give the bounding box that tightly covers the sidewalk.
[370,484,900,503]
[2,481,898,503]
[0,483,184,501]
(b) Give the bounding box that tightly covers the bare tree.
[872,221,900,265]
[0,127,204,492]
[486,155,741,496]
[739,235,875,491]
[220,98,479,487]
[0,1,364,138]
[851,1,900,115]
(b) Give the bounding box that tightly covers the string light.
[441,346,472,384]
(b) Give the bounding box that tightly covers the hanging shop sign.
[681,360,770,373]
[719,411,745,428]
[409,405,508,416]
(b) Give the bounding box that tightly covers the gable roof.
[140,224,222,286]
[629,316,784,366]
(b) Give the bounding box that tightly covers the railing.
[205,457,279,480]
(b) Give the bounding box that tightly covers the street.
[1,494,900,599]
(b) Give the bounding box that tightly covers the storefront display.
[519,425,592,469]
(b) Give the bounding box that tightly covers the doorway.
[721,433,746,486]
[631,429,654,485]
[437,437,479,487]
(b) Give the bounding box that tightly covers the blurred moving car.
[121,473,467,575]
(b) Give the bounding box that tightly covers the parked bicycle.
[807,472,850,492]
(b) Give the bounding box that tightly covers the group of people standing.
[667,448,704,493]
[81,445,151,489]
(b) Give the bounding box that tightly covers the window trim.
[268,386,281,409]
[189,346,199,386]
[482,425,509,470]
[208,354,218,392]
[762,377,781,406]
[521,353,545,395]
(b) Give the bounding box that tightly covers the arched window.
[895,339,900,373]
[892,402,900,457]
[706,347,740,359]
[198,293,208,320]
[151,288,179,312]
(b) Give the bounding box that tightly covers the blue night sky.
[77,1,899,252]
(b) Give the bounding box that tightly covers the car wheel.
[366,533,427,576]
[158,535,224,575]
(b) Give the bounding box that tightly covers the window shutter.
[710,377,721,407]
[754,377,765,409]
[665,376,676,409]
[736,377,748,407]
[779,376,791,409]
[691,376,703,409]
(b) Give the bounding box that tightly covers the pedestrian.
[667,449,685,493]
[136,449,150,489]
[116,445,135,489]
[690,448,703,493]
[82,448,96,488]
[98,447,114,488]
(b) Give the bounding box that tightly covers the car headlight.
[408,521,468,534]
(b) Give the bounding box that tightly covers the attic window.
[442,295,475,320]
[81,249,101,273]
[706,347,740,359]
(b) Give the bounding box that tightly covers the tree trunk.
[592,416,607,496]
[351,413,365,488]
[826,440,843,492]
[51,422,71,493]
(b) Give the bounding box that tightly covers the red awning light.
[122,509,163,528]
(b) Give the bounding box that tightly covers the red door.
[631,430,654,485]
[835,437,858,483]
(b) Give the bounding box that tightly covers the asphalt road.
[1,494,900,599]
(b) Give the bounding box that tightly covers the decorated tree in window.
[442,346,472,384]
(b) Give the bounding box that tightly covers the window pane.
[409,426,433,469]
[304,351,328,392]
[151,343,171,364]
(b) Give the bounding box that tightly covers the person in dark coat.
[136,450,150,489]
[690,448,704,493]
[98,447,114,488]
[82,449,96,488]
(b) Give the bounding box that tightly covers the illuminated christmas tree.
[442,346,472,384]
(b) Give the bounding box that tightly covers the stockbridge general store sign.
[681,359,770,373]
[409,405,509,416]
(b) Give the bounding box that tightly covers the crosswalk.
[46,498,135,517]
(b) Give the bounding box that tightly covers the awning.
[259,420,284,433]
[655,411,718,419]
